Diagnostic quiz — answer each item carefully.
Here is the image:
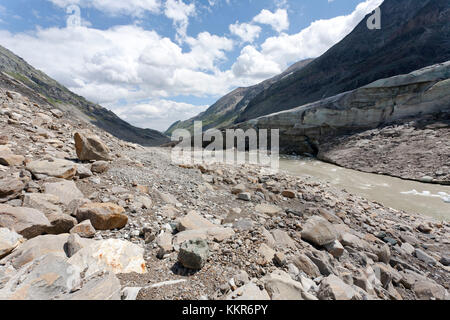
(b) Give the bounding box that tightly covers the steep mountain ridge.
[237,0,450,123]
[0,45,170,146]
[165,59,313,135]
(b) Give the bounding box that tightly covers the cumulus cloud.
[253,8,289,33]
[0,0,383,131]
[114,100,209,132]
[233,0,383,79]
[164,0,196,42]
[229,22,261,43]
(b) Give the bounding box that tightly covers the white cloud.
[164,0,196,41]
[229,22,261,43]
[48,0,161,17]
[253,8,289,33]
[1,0,384,131]
[233,0,383,79]
[114,100,208,131]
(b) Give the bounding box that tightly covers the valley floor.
[0,88,449,300]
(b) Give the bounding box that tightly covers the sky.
[0,0,383,132]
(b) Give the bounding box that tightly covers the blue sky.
[0,0,383,131]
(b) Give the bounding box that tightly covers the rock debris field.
[0,89,449,300]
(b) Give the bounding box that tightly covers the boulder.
[178,239,209,270]
[173,227,235,245]
[0,254,81,300]
[413,280,448,300]
[74,132,111,161]
[0,234,93,269]
[301,216,337,246]
[70,220,96,238]
[26,158,77,180]
[76,203,128,230]
[91,161,109,174]
[0,228,24,259]
[257,243,275,266]
[341,233,371,251]
[176,211,216,231]
[68,239,147,277]
[66,271,121,300]
[281,190,296,199]
[44,180,84,205]
[156,232,173,258]
[226,282,270,300]
[263,270,317,300]
[0,178,24,203]
[0,153,24,166]
[415,249,437,266]
[318,275,361,300]
[293,254,321,278]
[255,204,282,216]
[271,229,297,249]
[0,205,51,239]
[324,240,345,258]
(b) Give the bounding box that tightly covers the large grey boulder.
[44,180,84,205]
[74,132,111,161]
[178,239,209,270]
[0,228,24,259]
[0,178,24,203]
[0,254,81,300]
[0,204,51,239]
[301,216,337,246]
[26,158,77,180]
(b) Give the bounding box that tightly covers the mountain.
[165,59,313,135]
[236,0,450,123]
[0,45,170,146]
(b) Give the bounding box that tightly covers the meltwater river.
[278,157,450,221]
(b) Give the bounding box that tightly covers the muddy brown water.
[278,157,450,221]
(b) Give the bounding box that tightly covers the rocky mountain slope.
[237,0,450,123]
[0,45,169,146]
[234,61,450,184]
[165,59,313,135]
[0,87,449,300]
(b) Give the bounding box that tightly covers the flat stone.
[68,239,147,277]
[413,280,448,300]
[0,234,93,269]
[0,228,24,259]
[67,272,121,300]
[0,254,81,300]
[176,211,216,232]
[44,180,84,205]
[26,158,77,180]
[255,204,282,216]
[76,203,128,230]
[178,239,209,270]
[301,216,338,246]
[0,153,24,166]
[226,282,270,300]
[263,270,317,300]
[91,161,109,174]
[257,243,275,266]
[415,248,437,266]
[401,242,415,255]
[293,254,321,278]
[238,192,251,201]
[173,227,235,245]
[281,190,296,199]
[0,204,51,239]
[231,184,247,195]
[318,275,361,300]
[0,178,24,203]
[70,220,96,238]
[271,229,297,249]
[341,233,371,251]
[324,240,345,258]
